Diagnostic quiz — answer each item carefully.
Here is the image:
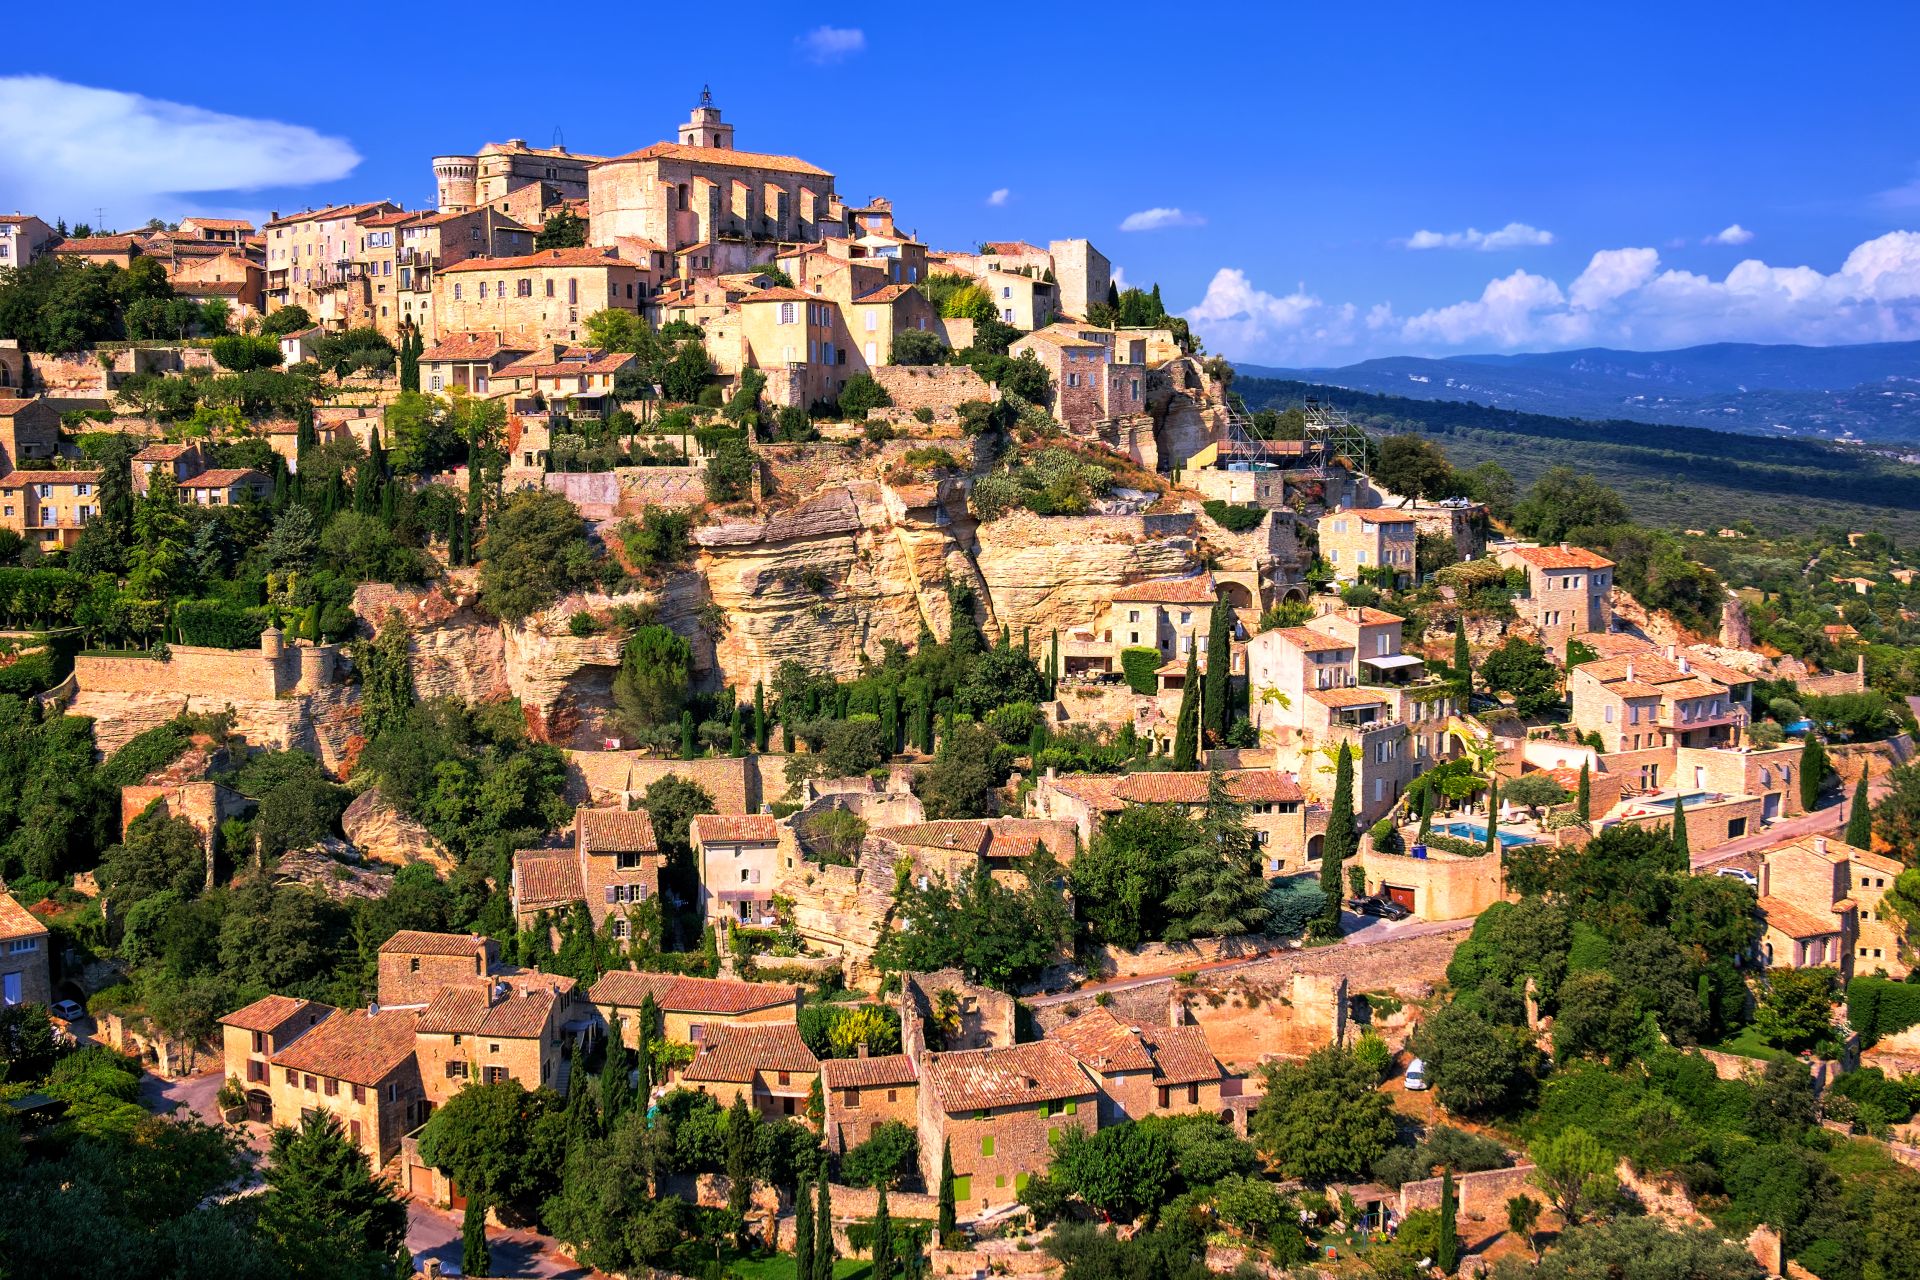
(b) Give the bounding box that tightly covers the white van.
[1404,1057,1428,1091]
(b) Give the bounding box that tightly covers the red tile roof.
[820,1053,918,1089]
[514,849,585,909]
[423,332,529,363]
[56,235,141,254]
[1050,1007,1156,1072]
[740,287,818,304]
[180,468,267,489]
[1270,627,1352,654]
[0,890,48,942]
[181,217,255,231]
[1507,544,1614,571]
[691,814,780,844]
[439,247,638,274]
[577,807,658,853]
[417,977,568,1038]
[587,971,800,1015]
[1112,575,1216,604]
[1141,1024,1221,1085]
[873,821,991,856]
[924,1041,1092,1113]
[1108,769,1304,806]
[378,930,491,958]
[265,202,398,228]
[270,1007,419,1085]
[0,399,41,416]
[682,1022,819,1083]
[1307,687,1392,709]
[133,443,199,461]
[0,470,101,487]
[1758,895,1843,940]
[599,142,831,178]
[220,994,334,1034]
[852,284,915,305]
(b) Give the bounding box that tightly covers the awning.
[1361,654,1427,670]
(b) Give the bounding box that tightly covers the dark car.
[1347,894,1412,921]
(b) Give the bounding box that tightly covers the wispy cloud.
[986,188,1011,207]
[1119,207,1206,232]
[1706,223,1755,246]
[1189,231,1920,364]
[0,75,359,227]
[1403,222,1555,251]
[795,25,866,63]
[1875,167,1920,211]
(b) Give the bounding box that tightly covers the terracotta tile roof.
[1050,1007,1156,1073]
[180,468,267,488]
[1758,895,1843,940]
[181,217,255,231]
[0,215,46,226]
[1664,678,1732,700]
[439,247,637,274]
[691,814,779,844]
[873,821,992,856]
[0,399,40,416]
[1607,681,1667,699]
[265,202,397,228]
[600,141,831,178]
[175,280,247,297]
[1507,544,1614,571]
[220,993,334,1034]
[981,819,1078,859]
[1308,687,1392,709]
[270,1007,419,1085]
[587,971,800,1015]
[1318,606,1403,627]
[1568,632,1655,660]
[0,470,101,487]
[1112,574,1216,604]
[740,286,818,304]
[378,930,491,958]
[56,235,141,254]
[1676,654,1753,687]
[1142,1024,1220,1085]
[1579,654,1686,685]
[423,332,528,363]
[852,283,915,305]
[134,443,198,461]
[1018,328,1104,350]
[1109,769,1305,806]
[0,890,48,941]
[361,210,426,228]
[417,979,565,1039]
[925,1041,1092,1113]
[1270,627,1352,654]
[514,849,585,908]
[820,1053,918,1089]
[683,1022,819,1083]
[501,351,633,378]
[576,807,658,853]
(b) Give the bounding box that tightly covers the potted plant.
[216,1075,248,1123]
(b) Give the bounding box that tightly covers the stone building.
[588,972,802,1054]
[414,969,582,1102]
[263,1006,427,1166]
[219,994,335,1120]
[1009,325,1147,433]
[0,890,50,1009]
[1754,833,1906,979]
[1046,1006,1225,1126]
[54,235,143,268]
[1496,543,1615,647]
[0,468,101,550]
[376,931,498,1007]
[587,92,844,254]
[917,1039,1097,1213]
[821,1052,919,1154]
[263,201,403,320]
[1319,508,1416,587]
[0,214,58,270]
[1568,651,1751,755]
[420,333,535,397]
[0,396,62,472]
[434,139,606,216]
[509,806,663,933]
[433,246,647,348]
[693,814,782,928]
[680,1021,820,1121]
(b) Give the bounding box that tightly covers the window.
[952,1175,972,1202]
[842,1089,861,1108]
[248,1059,266,1082]
[981,1135,995,1157]
[446,1060,469,1079]
[779,301,796,324]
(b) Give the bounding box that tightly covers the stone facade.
[1497,543,1615,647]
[0,891,51,1009]
[1319,508,1416,586]
[433,247,646,348]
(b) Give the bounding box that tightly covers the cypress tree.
[880,687,900,755]
[1486,778,1500,852]
[1577,760,1592,822]
[783,716,796,753]
[729,700,744,756]
[998,624,1009,650]
[1435,1168,1459,1275]
[813,1159,835,1280]
[870,1183,896,1280]
[1171,645,1201,769]
[1453,617,1472,700]
[1846,772,1872,848]
[1418,778,1434,840]
[1670,792,1690,864]
[1048,628,1059,698]
[598,1036,631,1128]
[794,1165,814,1276]
[754,681,769,752]
[1800,736,1827,811]
[462,1196,491,1277]
[1021,625,1031,658]
[937,1139,956,1238]
[681,709,697,759]
[1320,743,1355,932]
[726,1095,755,1248]
[1202,597,1233,743]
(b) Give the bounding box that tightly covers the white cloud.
[986,188,1010,207]
[1110,265,1130,293]
[1875,168,1920,211]
[1403,222,1555,251]
[0,75,359,228]
[795,25,866,63]
[1188,231,1920,364]
[1706,223,1755,246]
[1119,207,1206,232]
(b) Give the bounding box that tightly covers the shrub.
[1120,646,1162,695]
[567,611,600,637]
[864,419,895,444]
[840,1120,918,1188]
[1201,500,1266,533]
[1847,975,1920,1045]
[838,373,893,419]
[1264,877,1327,938]
[913,406,935,424]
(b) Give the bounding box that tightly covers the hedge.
[1847,975,1920,1045]
[1120,646,1163,695]
[174,599,269,649]
[1202,500,1267,534]
[1265,876,1327,938]
[0,649,56,696]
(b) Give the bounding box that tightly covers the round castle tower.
[433,155,478,212]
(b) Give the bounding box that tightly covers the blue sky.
[5,0,1919,365]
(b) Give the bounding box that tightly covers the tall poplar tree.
[1202,597,1233,742]
[1171,646,1201,769]
[1846,773,1872,848]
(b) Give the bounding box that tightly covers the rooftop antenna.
[551,126,566,152]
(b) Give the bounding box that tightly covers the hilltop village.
[5,94,1920,1280]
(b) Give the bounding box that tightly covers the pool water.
[1634,792,1711,813]
[1432,821,1535,848]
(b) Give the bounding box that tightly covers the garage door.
[1385,884,1416,911]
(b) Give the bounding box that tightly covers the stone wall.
[870,365,992,418]
[565,749,770,813]
[1399,1163,1538,1216]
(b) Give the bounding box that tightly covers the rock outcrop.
[341,787,456,876]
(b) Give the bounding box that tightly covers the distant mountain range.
[1236,341,1920,443]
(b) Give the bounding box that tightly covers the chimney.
[1678,657,1690,674]
[1815,836,1828,857]
[423,1261,444,1280]
[856,1042,870,1058]
[1625,660,1635,682]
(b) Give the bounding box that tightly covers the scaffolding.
[1223,391,1371,473]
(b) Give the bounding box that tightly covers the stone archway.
[1306,833,1324,862]
[1216,580,1254,611]
[1282,585,1308,604]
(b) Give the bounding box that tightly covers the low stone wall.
[870,365,992,418]
[1399,1163,1537,1216]
[565,749,773,813]
[1081,932,1283,982]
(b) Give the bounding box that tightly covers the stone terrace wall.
[871,365,992,419]
[1218,924,1471,994]
[1400,1163,1538,1216]
[76,645,279,700]
[564,749,773,813]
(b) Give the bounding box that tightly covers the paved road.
[1694,777,1891,868]
[407,1202,600,1279]
[138,1063,225,1124]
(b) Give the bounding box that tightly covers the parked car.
[1348,894,1412,921]
[1714,867,1759,888]
[1405,1057,1429,1091]
[49,999,85,1022]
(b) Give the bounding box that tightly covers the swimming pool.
[1633,791,1711,813]
[1432,821,1535,848]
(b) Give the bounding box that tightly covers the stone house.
[435,138,604,216]
[0,215,58,270]
[433,247,647,348]
[55,235,143,268]
[1754,834,1906,979]
[1496,543,1614,646]
[177,216,256,245]
[376,931,498,1007]
[263,201,403,320]
[1009,324,1147,432]
[0,891,50,1010]
[918,1040,1097,1213]
[1318,508,1416,587]
[1026,769,1309,868]
[1046,1006,1225,1126]
[219,994,335,1120]
[737,287,844,408]
[1569,653,1749,754]
[167,251,264,318]
[588,971,802,1055]
[1104,574,1222,667]
[179,467,272,506]
[509,805,663,935]
[0,397,62,472]
[265,1006,427,1166]
[489,345,635,419]
[420,332,534,397]
[841,283,942,375]
[680,1021,820,1121]
[131,442,209,494]
[693,814,782,928]
[1358,844,1506,921]
[0,468,101,550]
[821,1052,919,1154]
[414,970,582,1103]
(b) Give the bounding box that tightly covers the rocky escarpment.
[971,509,1202,637]
[340,788,456,875]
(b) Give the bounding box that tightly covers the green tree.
[1754,966,1839,1053]
[1511,466,1628,543]
[1529,1127,1615,1226]
[1070,801,1194,947]
[1410,1000,1537,1118]
[704,439,754,503]
[1162,771,1270,941]
[794,1161,814,1274]
[1577,760,1591,822]
[416,1079,561,1217]
[612,624,693,730]
[889,329,946,366]
[1319,744,1355,934]
[1049,1121,1174,1222]
[1374,434,1457,502]
[870,1183,897,1280]
[838,373,893,418]
[584,308,643,352]
[1249,1045,1398,1182]
[661,338,713,404]
[534,207,588,250]
[128,472,196,602]
[1453,617,1472,699]
[1528,1216,1764,1280]
[261,304,313,338]
[725,1094,757,1248]
[257,1111,409,1280]
[1170,647,1200,769]
[1874,764,1920,859]
[1436,1167,1460,1274]
[937,1138,956,1238]
[1846,772,1872,849]
[1479,636,1562,717]
[478,489,596,621]
[1202,598,1232,743]
[356,612,417,741]
[599,1034,633,1126]
[463,1196,492,1277]
[1800,737,1828,811]
[813,1159,835,1280]
[1670,792,1691,862]
[1506,1194,1541,1260]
